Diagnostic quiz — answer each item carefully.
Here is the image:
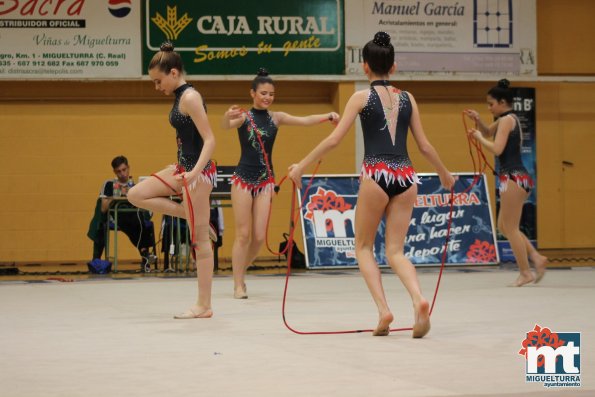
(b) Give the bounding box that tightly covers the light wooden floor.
[0,266,593,397]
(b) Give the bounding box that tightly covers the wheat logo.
[151,5,192,40]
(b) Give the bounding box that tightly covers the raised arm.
[469,115,514,156]
[180,90,216,176]
[287,91,364,187]
[409,93,455,190]
[274,111,340,127]
[221,105,246,129]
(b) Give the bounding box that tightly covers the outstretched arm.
[409,93,455,190]
[287,92,364,187]
[275,111,340,127]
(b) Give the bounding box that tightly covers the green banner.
[142,0,344,75]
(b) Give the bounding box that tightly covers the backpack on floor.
[278,233,306,269]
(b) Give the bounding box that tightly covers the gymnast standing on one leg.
[221,68,339,299]
[465,79,547,287]
[128,42,217,319]
[288,32,455,337]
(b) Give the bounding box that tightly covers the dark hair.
[148,41,184,74]
[111,155,128,169]
[362,32,395,75]
[487,79,513,105]
[251,67,274,90]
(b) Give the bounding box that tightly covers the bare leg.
[519,234,548,282]
[246,191,273,267]
[232,192,272,299]
[174,179,214,319]
[499,182,534,287]
[127,166,186,218]
[231,185,253,298]
[384,184,430,338]
[354,180,392,336]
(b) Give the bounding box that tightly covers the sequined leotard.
[359,80,420,197]
[169,83,216,185]
[231,108,278,196]
[496,110,533,193]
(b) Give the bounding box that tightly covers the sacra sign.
[0,0,85,16]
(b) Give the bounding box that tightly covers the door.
[560,84,595,247]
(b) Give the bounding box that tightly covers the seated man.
[88,155,156,272]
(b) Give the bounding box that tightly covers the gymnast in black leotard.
[128,41,217,319]
[171,83,217,186]
[289,32,454,338]
[231,106,278,197]
[360,79,421,198]
[493,110,533,193]
[221,68,340,299]
[466,79,547,287]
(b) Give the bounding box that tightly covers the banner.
[345,0,536,76]
[298,173,499,269]
[142,0,344,75]
[0,0,141,79]
[496,87,537,261]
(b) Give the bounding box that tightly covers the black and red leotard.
[170,83,216,186]
[359,80,420,197]
[231,108,278,196]
[496,110,533,193]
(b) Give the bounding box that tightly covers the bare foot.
[531,253,548,283]
[173,305,213,319]
[234,283,248,299]
[373,311,394,336]
[508,273,535,287]
[412,300,431,339]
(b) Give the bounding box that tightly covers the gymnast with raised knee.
[128,41,217,319]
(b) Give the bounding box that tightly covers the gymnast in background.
[466,79,547,287]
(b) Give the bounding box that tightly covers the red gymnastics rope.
[451,111,497,203]
[280,178,455,335]
[278,111,492,335]
[240,107,463,335]
[151,172,197,259]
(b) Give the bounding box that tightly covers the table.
[104,197,152,272]
[105,192,231,272]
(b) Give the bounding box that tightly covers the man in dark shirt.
[91,156,156,272]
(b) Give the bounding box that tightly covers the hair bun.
[497,78,510,89]
[373,32,391,47]
[160,41,174,52]
[256,67,269,77]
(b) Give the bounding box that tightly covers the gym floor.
[0,265,592,397]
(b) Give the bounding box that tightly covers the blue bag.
[87,259,112,274]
